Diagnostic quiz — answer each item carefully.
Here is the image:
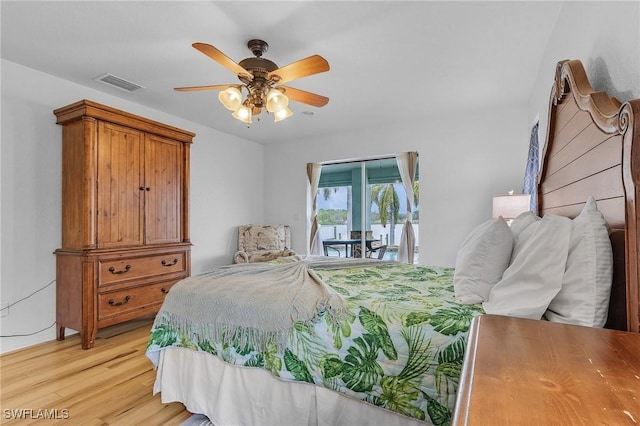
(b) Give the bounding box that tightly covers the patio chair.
[350,231,387,260]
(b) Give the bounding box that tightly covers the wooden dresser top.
[453,314,640,425]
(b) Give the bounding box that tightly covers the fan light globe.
[274,106,293,122]
[219,87,242,111]
[266,89,289,113]
[232,105,252,124]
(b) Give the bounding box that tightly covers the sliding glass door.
[316,156,418,262]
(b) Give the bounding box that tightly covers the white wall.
[529,1,640,139]
[263,105,530,267]
[0,60,264,353]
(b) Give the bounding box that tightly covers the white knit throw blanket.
[156,256,391,351]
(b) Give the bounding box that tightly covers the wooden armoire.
[54,100,194,349]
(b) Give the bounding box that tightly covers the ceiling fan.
[175,39,330,124]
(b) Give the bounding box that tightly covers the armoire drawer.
[98,280,178,320]
[99,252,186,285]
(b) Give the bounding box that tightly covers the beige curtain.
[307,163,324,255]
[396,152,418,263]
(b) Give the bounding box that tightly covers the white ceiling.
[1,1,564,145]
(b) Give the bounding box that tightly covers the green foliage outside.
[317,182,419,227]
[318,208,347,225]
[318,209,419,226]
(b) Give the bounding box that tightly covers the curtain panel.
[307,163,324,255]
[396,152,418,263]
[522,122,539,212]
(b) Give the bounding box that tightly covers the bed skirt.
[154,347,428,426]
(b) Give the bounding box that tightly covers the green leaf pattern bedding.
[147,263,484,425]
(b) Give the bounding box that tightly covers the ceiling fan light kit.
[274,106,293,123]
[175,39,329,124]
[265,88,289,113]
[218,87,242,111]
[232,105,252,124]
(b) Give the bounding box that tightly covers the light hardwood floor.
[0,317,191,425]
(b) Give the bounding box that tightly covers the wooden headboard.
[538,59,640,333]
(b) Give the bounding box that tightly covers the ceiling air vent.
[94,73,144,92]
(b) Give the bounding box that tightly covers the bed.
[146,59,640,426]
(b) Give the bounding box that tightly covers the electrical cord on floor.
[0,279,56,338]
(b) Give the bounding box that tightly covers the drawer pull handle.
[108,265,131,275]
[161,258,179,267]
[108,295,131,306]
[161,287,169,294]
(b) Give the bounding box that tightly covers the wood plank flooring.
[0,317,190,425]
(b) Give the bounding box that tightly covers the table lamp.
[492,191,531,225]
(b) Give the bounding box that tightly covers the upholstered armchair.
[233,224,297,263]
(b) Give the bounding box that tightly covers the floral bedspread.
[146,262,484,426]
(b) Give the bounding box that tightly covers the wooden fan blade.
[279,86,329,107]
[174,84,236,92]
[192,42,253,80]
[268,55,329,85]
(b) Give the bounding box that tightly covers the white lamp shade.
[266,89,289,113]
[492,193,531,219]
[274,106,293,122]
[219,87,242,111]
[232,105,252,124]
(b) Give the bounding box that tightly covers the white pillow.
[509,211,541,260]
[483,214,572,319]
[545,197,613,327]
[454,217,514,304]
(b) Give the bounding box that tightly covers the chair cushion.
[248,249,296,263]
[239,225,286,252]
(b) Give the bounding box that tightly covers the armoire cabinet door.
[144,134,183,244]
[96,122,145,248]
